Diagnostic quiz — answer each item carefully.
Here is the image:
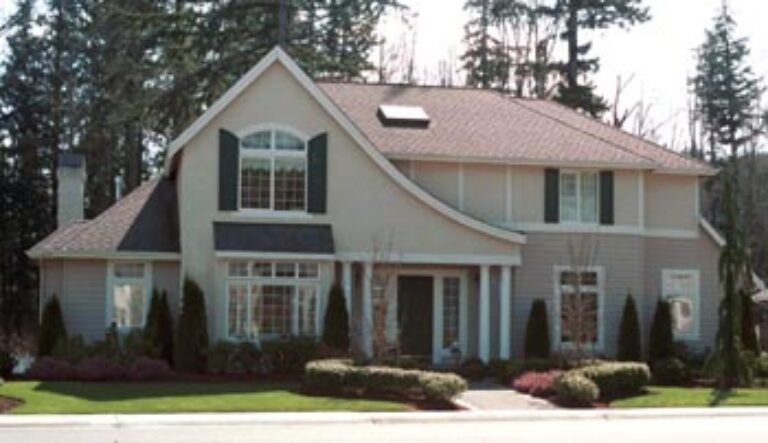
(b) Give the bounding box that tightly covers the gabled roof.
[28,178,179,259]
[319,82,715,175]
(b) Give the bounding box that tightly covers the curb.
[2,407,768,428]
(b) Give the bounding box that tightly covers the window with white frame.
[662,269,700,338]
[226,261,320,341]
[442,277,460,349]
[556,267,602,346]
[240,128,307,211]
[560,171,599,223]
[110,262,149,329]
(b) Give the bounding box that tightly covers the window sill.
[218,211,316,221]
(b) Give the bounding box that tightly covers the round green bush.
[554,372,599,407]
[573,362,650,399]
[652,357,692,386]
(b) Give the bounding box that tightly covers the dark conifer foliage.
[617,293,641,362]
[524,299,550,359]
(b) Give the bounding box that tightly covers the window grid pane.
[228,284,249,339]
[560,291,598,344]
[560,173,578,222]
[241,158,271,209]
[580,172,598,223]
[252,262,273,278]
[254,285,293,336]
[298,263,319,279]
[298,286,317,336]
[275,263,296,278]
[114,263,145,278]
[443,277,460,349]
[273,157,306,211]
[228,261,249,278]
[242,131,271,150]
[274,130,305,151]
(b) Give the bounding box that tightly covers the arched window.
[239,128,307,211]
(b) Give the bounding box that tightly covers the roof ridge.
[317,80,494,93]
[527,98,712,171]
[508,98,658,167]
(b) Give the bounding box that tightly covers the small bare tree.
[561,234,600,359]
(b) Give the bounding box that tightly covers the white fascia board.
[336,252,521,266]
[214,251,336,261]
[28,250,181,261]
[699,218,725,248]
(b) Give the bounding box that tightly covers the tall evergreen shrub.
[617,293,642,361]
[524,299,550,359]
[649,299,674,362]
[38,295,67,357]
[175,279,208,373]
[322,283,349,351]
[144,289,175,366]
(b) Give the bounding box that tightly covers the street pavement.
[1,410,767,443]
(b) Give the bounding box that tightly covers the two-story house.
[28,47,722,363]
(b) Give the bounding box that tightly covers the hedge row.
[553,361,650,405]
[304,359,467,401]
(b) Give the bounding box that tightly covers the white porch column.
[362,261,373,358]
[499,265,512,359]
[478,265,491,362]
[341,261,353,314]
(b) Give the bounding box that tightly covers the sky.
[0,1,765,149]
[378,0,768,149]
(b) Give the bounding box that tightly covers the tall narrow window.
[228,284,249,339]
[239,128,307,211]
[111,262,148,329]
[442,277,460,349]
[560,171,599,223]
[557,268,602,347]
[662,270,700,338]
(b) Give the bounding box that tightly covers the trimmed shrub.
[512,370,561,398]
[27,357,76,380]
[573,362,650,400]
[175,278,209,373]
[144,289,162,352]
[127,357,173,380]
[322,283,349,351]
[524,300,550,359]
[754,354,768,378]
[304,359,467,401]
[617,294,641,361]
[0,350,17,379]
[261,337,318,375]
[554,372,599,407]
[207,341,263,374]
[649,299,674,362]
[458,358,488,381]
[75,357,125,381]
[144,290,175,367]
[38,295,67,357]
[50,334,91,363]
[652,357,691,386]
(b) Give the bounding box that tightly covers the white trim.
[336,252,521,266]
[342,261,353,317]
[432,277,444,365]
[215,251,336,261]
[509,222,700,239]
[478,265,491,362]
[661,268,701,341]
[694,178,701,222]
[362,262,374,357]
[499,265,512,359]
[408,160,416,180]
[29,250,180,261]
[700,218,726,247]
[505,166,513,223]
[553,265,605,352]
[216,211,315,221]
[385,153,658,171]
[164,46,526,245]
[106,261,153,331]
[458,163,465,211]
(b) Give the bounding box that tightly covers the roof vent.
[377,104,430,128]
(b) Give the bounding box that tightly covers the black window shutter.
[219,129,239,211]
[307,133,328,214]
[544,168,560,223]
[600,170,614,225]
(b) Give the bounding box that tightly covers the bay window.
[240,128,307,211]
[109,262,150,329]
[560,171,599,224]
[226,261,321,341]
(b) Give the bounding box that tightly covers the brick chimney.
[57,152,86,227]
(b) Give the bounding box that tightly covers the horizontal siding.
[58,260,107,341]
[153,261,181,320]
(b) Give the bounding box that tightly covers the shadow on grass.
[708,389,734,406]
[32,381,302,402]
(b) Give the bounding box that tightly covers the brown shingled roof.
[29,177,179,257]
[318,82,714,174]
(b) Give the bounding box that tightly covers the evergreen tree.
[524,299,550,359]
[322,283,349,350]
[544,0,650,116]
[175,278,208,373]
[741,292,759,355]
[159,291,175,366]
[143,289,163,353]
[648,299,673,362]
[461,0,509,89]
[617,293,641,361]
[38,295,67,356]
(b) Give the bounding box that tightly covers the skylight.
[377,104,430,128]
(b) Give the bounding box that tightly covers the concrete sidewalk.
[2,407,768,429]
[455,381,557,410]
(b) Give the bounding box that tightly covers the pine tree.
[175,278,208,373]
[461,0,509,89]
[648,299,673,362]
[143,289,163,354]
[38,295,67,356]
[741,292,759,355]
[545,0,650,116]
[524,299,550,359]
[322,283,349,350]
[617,293,641,361]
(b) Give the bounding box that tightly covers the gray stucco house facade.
[29,47,726,363]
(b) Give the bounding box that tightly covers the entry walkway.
[455,381,557,411]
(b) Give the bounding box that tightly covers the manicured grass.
[0,381,410,414]
[612,387,768,408]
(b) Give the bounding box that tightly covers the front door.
[397,276,433,357]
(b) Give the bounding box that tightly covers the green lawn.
[0,381,410,414]
[612,387,768,408]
